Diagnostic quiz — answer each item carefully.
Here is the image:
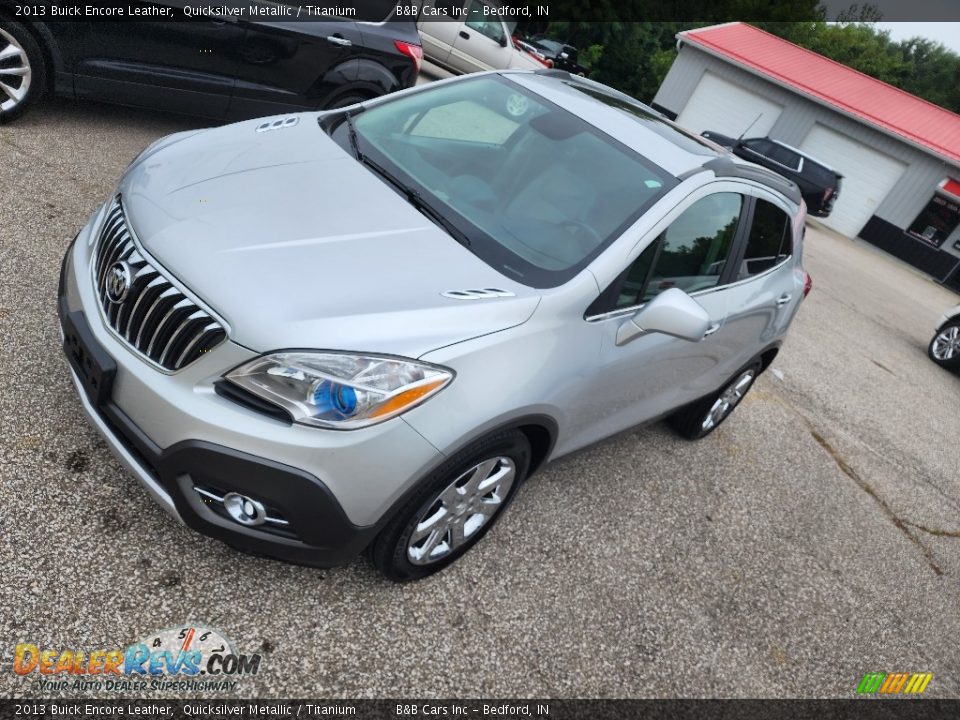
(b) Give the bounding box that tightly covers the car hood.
[118,115,540,358]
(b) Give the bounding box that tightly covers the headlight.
[224,352,453,430]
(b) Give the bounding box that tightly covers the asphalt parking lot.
[3,92,960,699]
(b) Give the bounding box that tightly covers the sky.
[873,22,960,53]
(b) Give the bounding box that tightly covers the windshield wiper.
[405,187,472,248]
[358,154,471,248]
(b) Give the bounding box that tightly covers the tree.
[524,5,960,113]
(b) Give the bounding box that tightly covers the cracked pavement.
[2,96,960,698]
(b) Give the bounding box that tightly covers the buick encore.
[59,70,810,580]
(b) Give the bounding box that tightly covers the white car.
[418,0,543,74]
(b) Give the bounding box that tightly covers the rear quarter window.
[769,144,801,171]
[737,199,792,280]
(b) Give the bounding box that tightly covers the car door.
[226,18,363,118]
[64,0,245,118]
[566,188,751,450]
[449,0,510,72]
[720,189,802,363]
[418,0,464,66]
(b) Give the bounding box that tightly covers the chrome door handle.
[326,35,352,47]
[776,294,793,306]
[703,323,721,338]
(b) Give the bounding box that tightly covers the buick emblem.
[106,261,132,304]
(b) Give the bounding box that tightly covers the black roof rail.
[704,156,802,205]
[534,68,573,79]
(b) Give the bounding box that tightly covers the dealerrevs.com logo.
[13,624,262,693]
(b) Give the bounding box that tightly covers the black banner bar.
[1,700,960,720]
[4,0,960,23]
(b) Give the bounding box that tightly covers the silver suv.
[59,71,810,581]
[929,304,960,370]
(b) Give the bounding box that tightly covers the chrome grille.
[92,197,226,371]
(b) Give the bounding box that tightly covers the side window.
[743,138,775,155]
[642,193,743,300]
[614,241,658,308]
[738,199,791,280]
[465,1,505,43]
[610,193,743,310]
[768,144,801,170]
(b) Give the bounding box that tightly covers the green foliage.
[531,14,960,113]
[541,22,693,101]
[579,44,604,69]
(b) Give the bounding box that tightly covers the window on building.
[907,194,960,247]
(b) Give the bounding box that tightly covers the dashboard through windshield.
[342,75,676,288]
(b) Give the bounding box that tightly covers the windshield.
[346,76,676,288]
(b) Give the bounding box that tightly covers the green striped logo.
[857,672,932,695]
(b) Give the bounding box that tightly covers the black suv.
[528,36,589,76]
[701,132,843,217]
[0,14,422,122]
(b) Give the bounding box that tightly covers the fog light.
[223,492,266,526]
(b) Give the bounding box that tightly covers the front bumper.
[59,293,380,566]
[58,215,444,567]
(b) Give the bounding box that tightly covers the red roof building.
[679,22,960,165]
[653,22,960,290]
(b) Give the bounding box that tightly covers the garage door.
[799,124,907,237]
[677,72,783,138]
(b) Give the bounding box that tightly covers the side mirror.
[616,288,712,346]
[499,35,508,47]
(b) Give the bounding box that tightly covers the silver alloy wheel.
[0,28,31,113]
[932,325,960,361]
[407,456,516,566]
[701,369,756,433]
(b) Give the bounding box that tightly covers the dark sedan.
[0,10,422,122]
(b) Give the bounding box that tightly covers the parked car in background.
[418,0,542,73]
[527,36,589,76]
[59,71,810,581]
[929,304,960,371]
[701,131,843,217]
[513,37,551,67]
[0,15,422,122]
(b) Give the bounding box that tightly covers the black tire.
[668,360,762,440]
[0,21,45,123]
[323,93,370,111]
[372,429,531,582]
[928,321,960,371]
